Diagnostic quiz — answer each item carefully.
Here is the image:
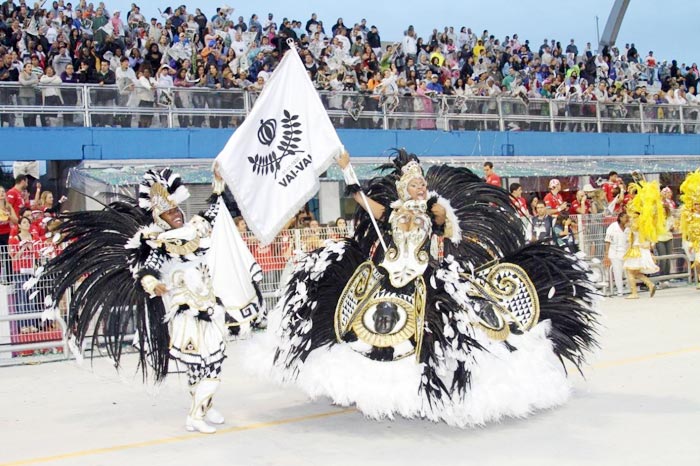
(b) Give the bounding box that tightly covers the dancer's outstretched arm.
[337,150,385,220]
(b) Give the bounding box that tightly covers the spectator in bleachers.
[623,182,637,209]
[529,195,540,216]
[606,185,625,215]
[60,62,79,125]
[544,178,568,216]
[134,65,155,127]
[509,183,528,216]
[3,1,700,136]
[39,65,63,126]
[661,186,677,210]
[570,189,591,215]
[18,62,38,126]
[552,211,578,253]
[302,219,323,251]
[589,187,608,214]
[6,174,32,218]
[8,215,40,324]
[602,171,624,202]
[531,200,553,242]
[233,216,247,235]
[0,185,18,281]
[483,161,501,187]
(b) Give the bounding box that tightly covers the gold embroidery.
[159,237,201,256]
[335,262,426,359]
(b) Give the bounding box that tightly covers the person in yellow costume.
[623,181,666,299]
[679,170,700,289]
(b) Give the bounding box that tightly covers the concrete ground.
[0,285,698,466]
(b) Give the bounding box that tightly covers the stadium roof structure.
[70,156,700,190]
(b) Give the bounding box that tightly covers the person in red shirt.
[5,175,32,218]
[509,182,529,216]
[9,216,39,275]
[8,216,40,335]
[623,183,637,208]
[570,188,591,215]
[0,186,19,282]
[544,179,568,216]
[602,171,624,203]
[483,161,502,188]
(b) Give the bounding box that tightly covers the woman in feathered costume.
[679,170,700,288]
[36,166,264,433]
[257,149,599,427]
[623,180,666,299]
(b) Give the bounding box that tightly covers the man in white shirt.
[401,28,417,60]
[604,212,630,296]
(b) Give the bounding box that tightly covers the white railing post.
[293,228,302,252]
[679,105,685,134]
[595,101,602,133]
[549,100,556,132]
[83,84,91,128]
[382,102,389,130]
[639,103,646,133]
[497,97,505,132]
[167,104,174,129]
[244,90,251,116]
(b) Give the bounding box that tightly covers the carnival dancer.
[257,149,598,427]
[623,181,665,299]
[679,170,700,288]
[35,167,264,433]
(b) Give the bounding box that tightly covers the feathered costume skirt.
[248,239,599,427]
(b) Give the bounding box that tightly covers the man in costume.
[38,167,263,433]
[255,149,599,427]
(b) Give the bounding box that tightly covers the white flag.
[208,198,261,311]
[215,45,343,245]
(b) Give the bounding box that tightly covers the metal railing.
[2,220,697,361]
[0,226,351,359]
[1,82,699,133]
[572,212,696,295]
[0,240,66,360]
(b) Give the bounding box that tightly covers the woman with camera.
[553,212,579,253]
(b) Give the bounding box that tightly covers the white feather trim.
[125,224,162,249]
[429,191,462,244]
[169,184,190,205]
[244,306,571,428]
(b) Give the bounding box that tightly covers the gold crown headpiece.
[138,169,190,229]
[395,161,425,201]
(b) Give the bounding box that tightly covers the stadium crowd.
[1,0,700,129]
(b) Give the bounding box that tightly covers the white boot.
[185,379,220,434]
[203,379,225,424]
[205,407,225,425]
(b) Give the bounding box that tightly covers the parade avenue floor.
[1,286,698,466]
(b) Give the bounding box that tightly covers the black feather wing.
[424,164,526,267]
[502,243,600,372]
[42,200,170,381]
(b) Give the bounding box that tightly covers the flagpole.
[347,164,388,253]
[282,38,390,251]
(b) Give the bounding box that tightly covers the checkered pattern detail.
[202,198,221,224]
[478,267,536,328]
[186,360,223,386]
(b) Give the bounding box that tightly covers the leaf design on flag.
[248,109,303,179]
